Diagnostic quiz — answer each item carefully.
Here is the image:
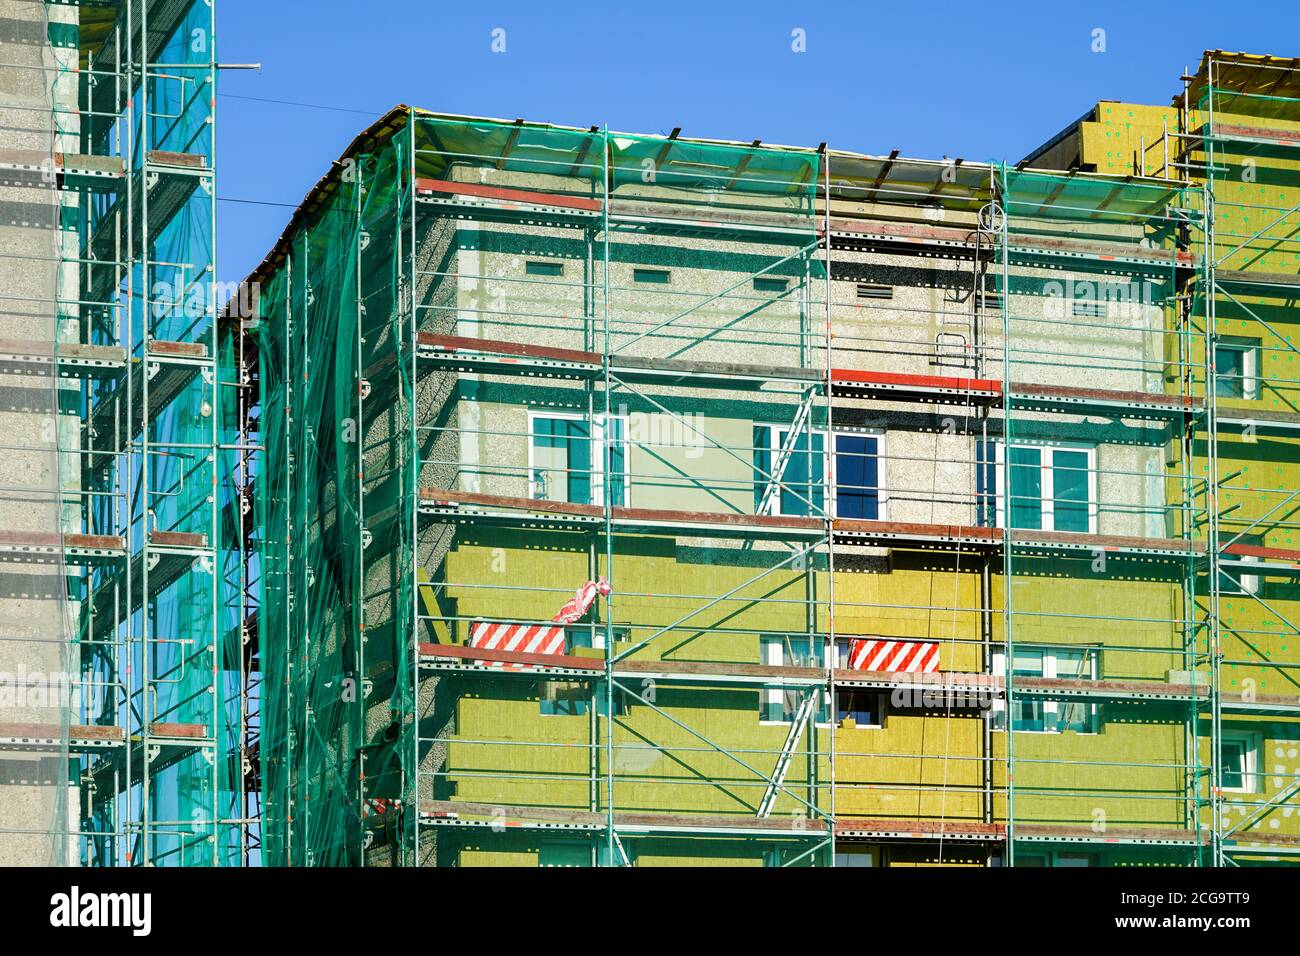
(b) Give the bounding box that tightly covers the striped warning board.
[847,638,939,673]
[469,621,566,669]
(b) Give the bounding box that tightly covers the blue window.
[834,433,880,519]
[755,426,880,518]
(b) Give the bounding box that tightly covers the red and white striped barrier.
[465,577,612,669]
[847,638,939,673]
[469,621,567,669]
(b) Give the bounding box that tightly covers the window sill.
[759,719,883,731]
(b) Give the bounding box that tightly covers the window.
[530,413,627,506]
[754,425,823,517]
[566,624,627,652]
[754,426,883,519]
[835,688,882,727]
[991,647,1099,734]
[754,276,789,293]
[760,636,883,728]
[834,433,882,519]
[830,639,884,726]
[856,283,893,300]
[633,268,671,284]
[540,843,623,866]
[539,843,589,867]
[977,441,1096,533]
[525,260,564,277]
[541,679,631,718]
[1214,337,1259,400]
[1221,732,1259,793]
[540,681,588,717]
[538,626,629,716]
[1011,850,1096,867]
[834,848,877,867]
[760,635,829,724]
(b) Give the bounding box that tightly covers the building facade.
[5,24,1295,868]
[242,55,1300,866]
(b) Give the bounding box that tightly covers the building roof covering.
[239,105,1003,289]
[1185,50,1300,112]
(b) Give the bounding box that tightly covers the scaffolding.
[224,54,1297,869]
[0,0,239,866]
[1185,52,1300,866]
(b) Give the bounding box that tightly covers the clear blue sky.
[214,0,1298,284]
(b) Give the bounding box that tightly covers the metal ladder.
[756,392,816,517]
[758,692,816,817]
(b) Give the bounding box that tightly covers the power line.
[218,92,381,116]
[218,196,298,208]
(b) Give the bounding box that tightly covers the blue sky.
[214,0,1298,284]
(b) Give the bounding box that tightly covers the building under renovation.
[237,51,1300,868]
[0,0,248,866]
[1,0,1297,870]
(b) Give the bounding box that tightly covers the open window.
[1221,731,1260,793]
[1218,536,1262,597]
[760,635,828,724]
[759,636,883,728]
[1214,336,1260,400]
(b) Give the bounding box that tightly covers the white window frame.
[986,441,1098,534]
[1214,337,1260,401]
[756,424,886,520]
[1220,731,1260,794]
[759,636,830,727]
[527,410,629,507]
[991,646,1100,735]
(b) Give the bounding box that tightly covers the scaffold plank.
[0,723,125,753]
